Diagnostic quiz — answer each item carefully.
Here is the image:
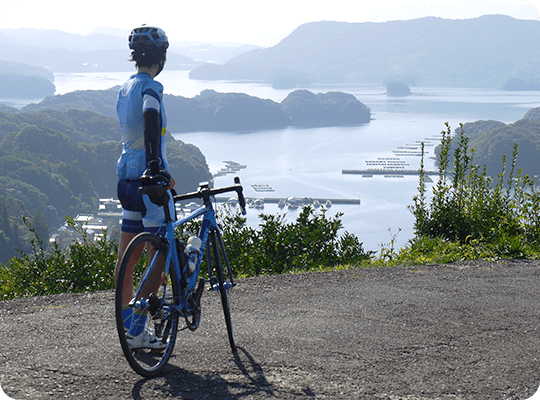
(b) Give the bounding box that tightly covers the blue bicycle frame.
[132,179,244,319]
[117,177,245,377]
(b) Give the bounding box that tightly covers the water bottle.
[185,236,202,274]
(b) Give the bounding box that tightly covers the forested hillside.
[20,88,118,117]
[437,109,540,178]
[0,109,212,263]
[280,90,370,127]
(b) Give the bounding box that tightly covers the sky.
[0,0,539,47]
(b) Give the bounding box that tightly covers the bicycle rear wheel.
[115,232,179,377]
[211,231,236,353]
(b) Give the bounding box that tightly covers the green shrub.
[406,122,540,261]
[0,217,118,300]
[178,204,374,277]
[1,204,372,300]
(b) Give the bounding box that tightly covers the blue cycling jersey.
[116,73,168,180]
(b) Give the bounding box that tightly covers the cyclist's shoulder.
[142,78,164,101]
[119,74,163,98]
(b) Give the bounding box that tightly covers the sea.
[10,70,540,253]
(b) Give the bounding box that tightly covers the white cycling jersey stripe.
[143,94,160,113]
[122,209,142,221]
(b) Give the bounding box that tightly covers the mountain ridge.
[189,15,540,88]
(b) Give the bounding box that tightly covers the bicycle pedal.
[148,292,160,315]
[210,281,232,291]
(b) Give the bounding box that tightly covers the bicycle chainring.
[183,289,201,331]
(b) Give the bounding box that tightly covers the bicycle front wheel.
[115,232,179,377]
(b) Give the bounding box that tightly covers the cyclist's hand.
[167,177,175,191]
[140,168,171,187]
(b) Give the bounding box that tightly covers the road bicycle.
[115,177,246,377]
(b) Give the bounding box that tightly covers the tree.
[32,209,50,251]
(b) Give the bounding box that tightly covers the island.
[386,81,411,97]
[15,88,371,132]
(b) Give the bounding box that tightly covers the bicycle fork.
[206,229,235,291]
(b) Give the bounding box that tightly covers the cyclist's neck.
[137,64,161,79]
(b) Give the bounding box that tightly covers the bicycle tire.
[115,232,179,377]
[211,231,236,353]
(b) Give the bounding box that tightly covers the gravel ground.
[1,259,539,399]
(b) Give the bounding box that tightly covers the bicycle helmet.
[128,25,169,50]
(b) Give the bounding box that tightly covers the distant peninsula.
[501,77,540,91]
[0,60,55,99]
[13,87,371,132]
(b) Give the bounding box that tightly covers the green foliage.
[0,217,118,300]
[406,122,540,262]
[21,90,118,118]
[0,195,33,263]
[0,204,371,300]
[178,205,374,277]
[0,109,118,145]
[0,109,211,229]
[439,117,540,180]
[373,234,540,267]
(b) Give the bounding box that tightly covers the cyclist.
[115,24,175,350]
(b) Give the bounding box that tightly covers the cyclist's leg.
[141,191,176,293]
[126,242,166,337]
[116,214,145,330]
[116,179,147,326]
[127,192,177,334]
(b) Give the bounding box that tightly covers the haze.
[0,0,539,47]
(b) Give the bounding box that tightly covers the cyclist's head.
[128,25,169,71]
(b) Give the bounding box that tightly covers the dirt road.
[1,260,539,399]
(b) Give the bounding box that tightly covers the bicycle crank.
[184,278,205,331]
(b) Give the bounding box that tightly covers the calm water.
[48,72,540,251]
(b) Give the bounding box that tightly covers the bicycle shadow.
[131,347,276,399]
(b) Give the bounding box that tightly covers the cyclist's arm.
[143,93,162,175]
[141,90,175,190]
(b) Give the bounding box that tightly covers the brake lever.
[234,176,247,215]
